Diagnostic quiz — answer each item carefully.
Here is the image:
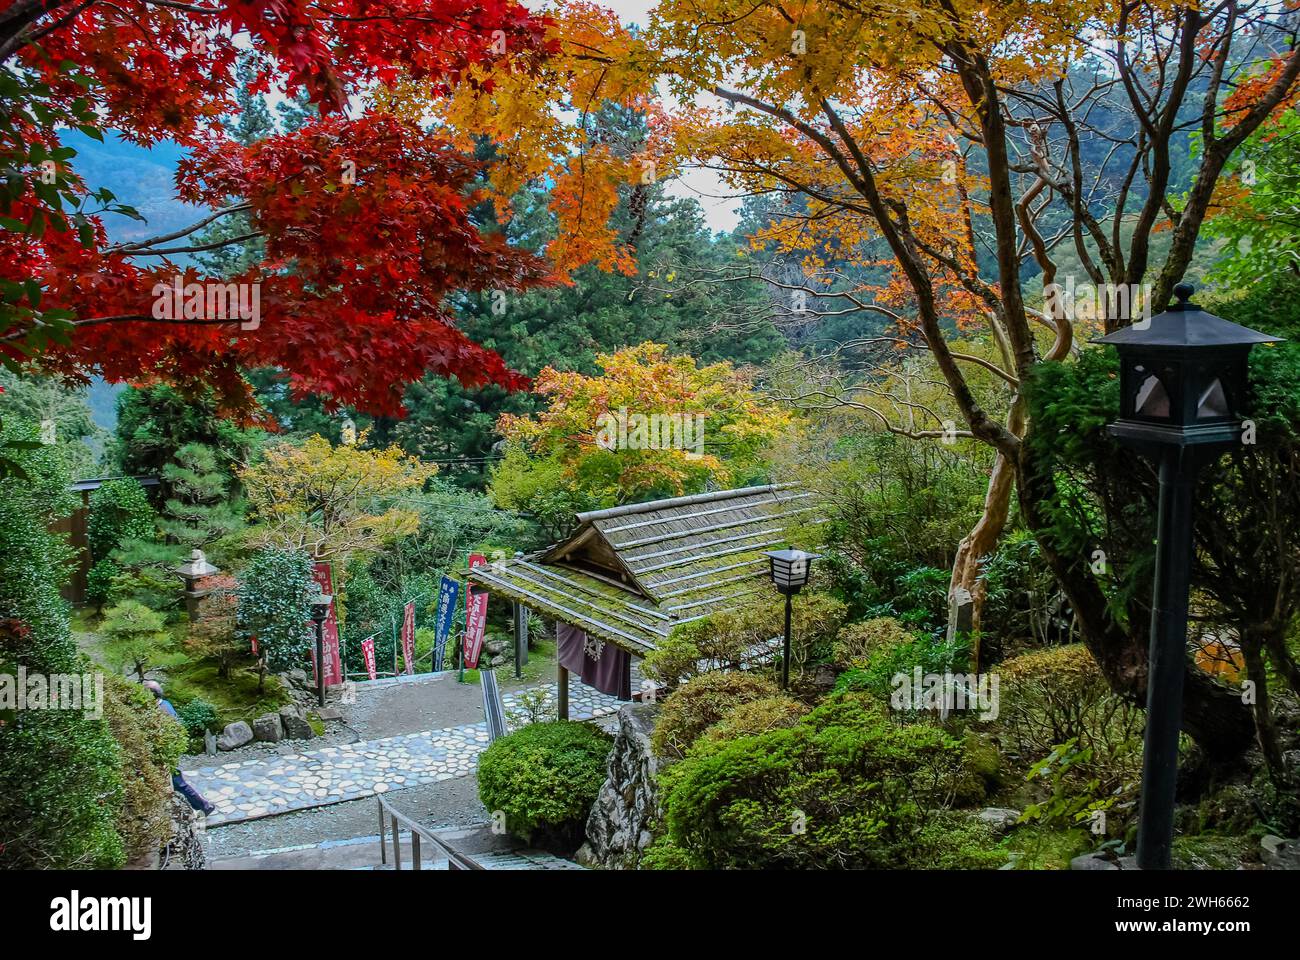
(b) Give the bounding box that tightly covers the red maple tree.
[0,1,558,418]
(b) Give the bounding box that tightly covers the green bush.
[831,616,913,669]
[0,417,125,869]
[639,835,697,870]
[651,671,782,761]
[998,645,1142,783]
[477,721,613,848]
[87,478,155,562]
[644,592,847,689]
[907,813,1007,869]
[660,693,976,869]
[176,698,220,737]
[832,631,970,704]
[103,675,187,864]
[998,646,1143,841]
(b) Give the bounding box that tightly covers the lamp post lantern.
[1094,282,1282,869]
[764,548,820,690]
[309,589,333,708]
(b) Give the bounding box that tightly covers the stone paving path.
[190,673,633,827]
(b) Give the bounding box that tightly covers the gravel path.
[185,672,630,827]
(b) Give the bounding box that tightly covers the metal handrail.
[377,795,484,870]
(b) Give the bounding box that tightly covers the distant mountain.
[61,130,202,250]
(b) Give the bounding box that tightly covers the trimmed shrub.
[103,675,187,864]
[477,721,613,849]
[660,693,976,869]
[176,698,220,737]
[700,695,808,745]
[999,645,1143,840]
[651,671,782,761]
[101,599,178,682]
[907,813,1007,869]
[832,616,913,669]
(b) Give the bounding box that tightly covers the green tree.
[160,443,244,551]
[0,370,104,479]
[109,384,257,486]
[100,599,180,682]
[87,478,155,562]
[236,547,314,676]
[1202,109,1300,289]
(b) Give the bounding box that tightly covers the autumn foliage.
[1,0,557,418]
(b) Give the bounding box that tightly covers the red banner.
[309,561,343,686]
[361,636,377,681]
[250,634,258,657]
[401,600,416,676]
[464,587,488,669]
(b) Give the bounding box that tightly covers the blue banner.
[433,576,460,672]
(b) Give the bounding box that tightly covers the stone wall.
[577,703,661,869]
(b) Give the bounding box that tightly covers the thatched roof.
[467,484,824,656]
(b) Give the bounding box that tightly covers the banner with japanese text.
[401,600,416,676]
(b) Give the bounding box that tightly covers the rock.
[1261,834,1300,870]
[577,703,661,870]
[484,639,507,656]
[252,712,283,742]
[159,794,206,870]
[217,720,253,751]
[1070,852,1137,871]
[280,705,315,740]
[282,669,311,691]
[316,706,343,721]
[975,807,1021,835]
[1071,852,1120,871]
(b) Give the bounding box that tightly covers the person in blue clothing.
[144,680,215,816]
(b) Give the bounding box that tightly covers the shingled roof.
[467,484,824,656]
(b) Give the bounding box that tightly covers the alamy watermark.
[890,667,999,721]
[151,275,261,330]
[0,668,104,719]
[595,407,705,459]
[1044,277,1152,327]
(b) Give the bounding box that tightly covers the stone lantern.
[175,548,221,622]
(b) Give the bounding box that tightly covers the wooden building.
[468,483,824,716]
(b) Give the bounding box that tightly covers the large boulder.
[1261,835,1300,870]
[252,712,283,743]
[217,720,253,751]
[577,703,661,869]
[279,704,315,741]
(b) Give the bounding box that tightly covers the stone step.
[208,826,584,871]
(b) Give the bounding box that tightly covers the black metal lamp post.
[309,590,333,708]
[1094,282,1282,869]
[764,548,820,689]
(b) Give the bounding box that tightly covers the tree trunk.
[948,386,1027,671]
[948,449,1017,671]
